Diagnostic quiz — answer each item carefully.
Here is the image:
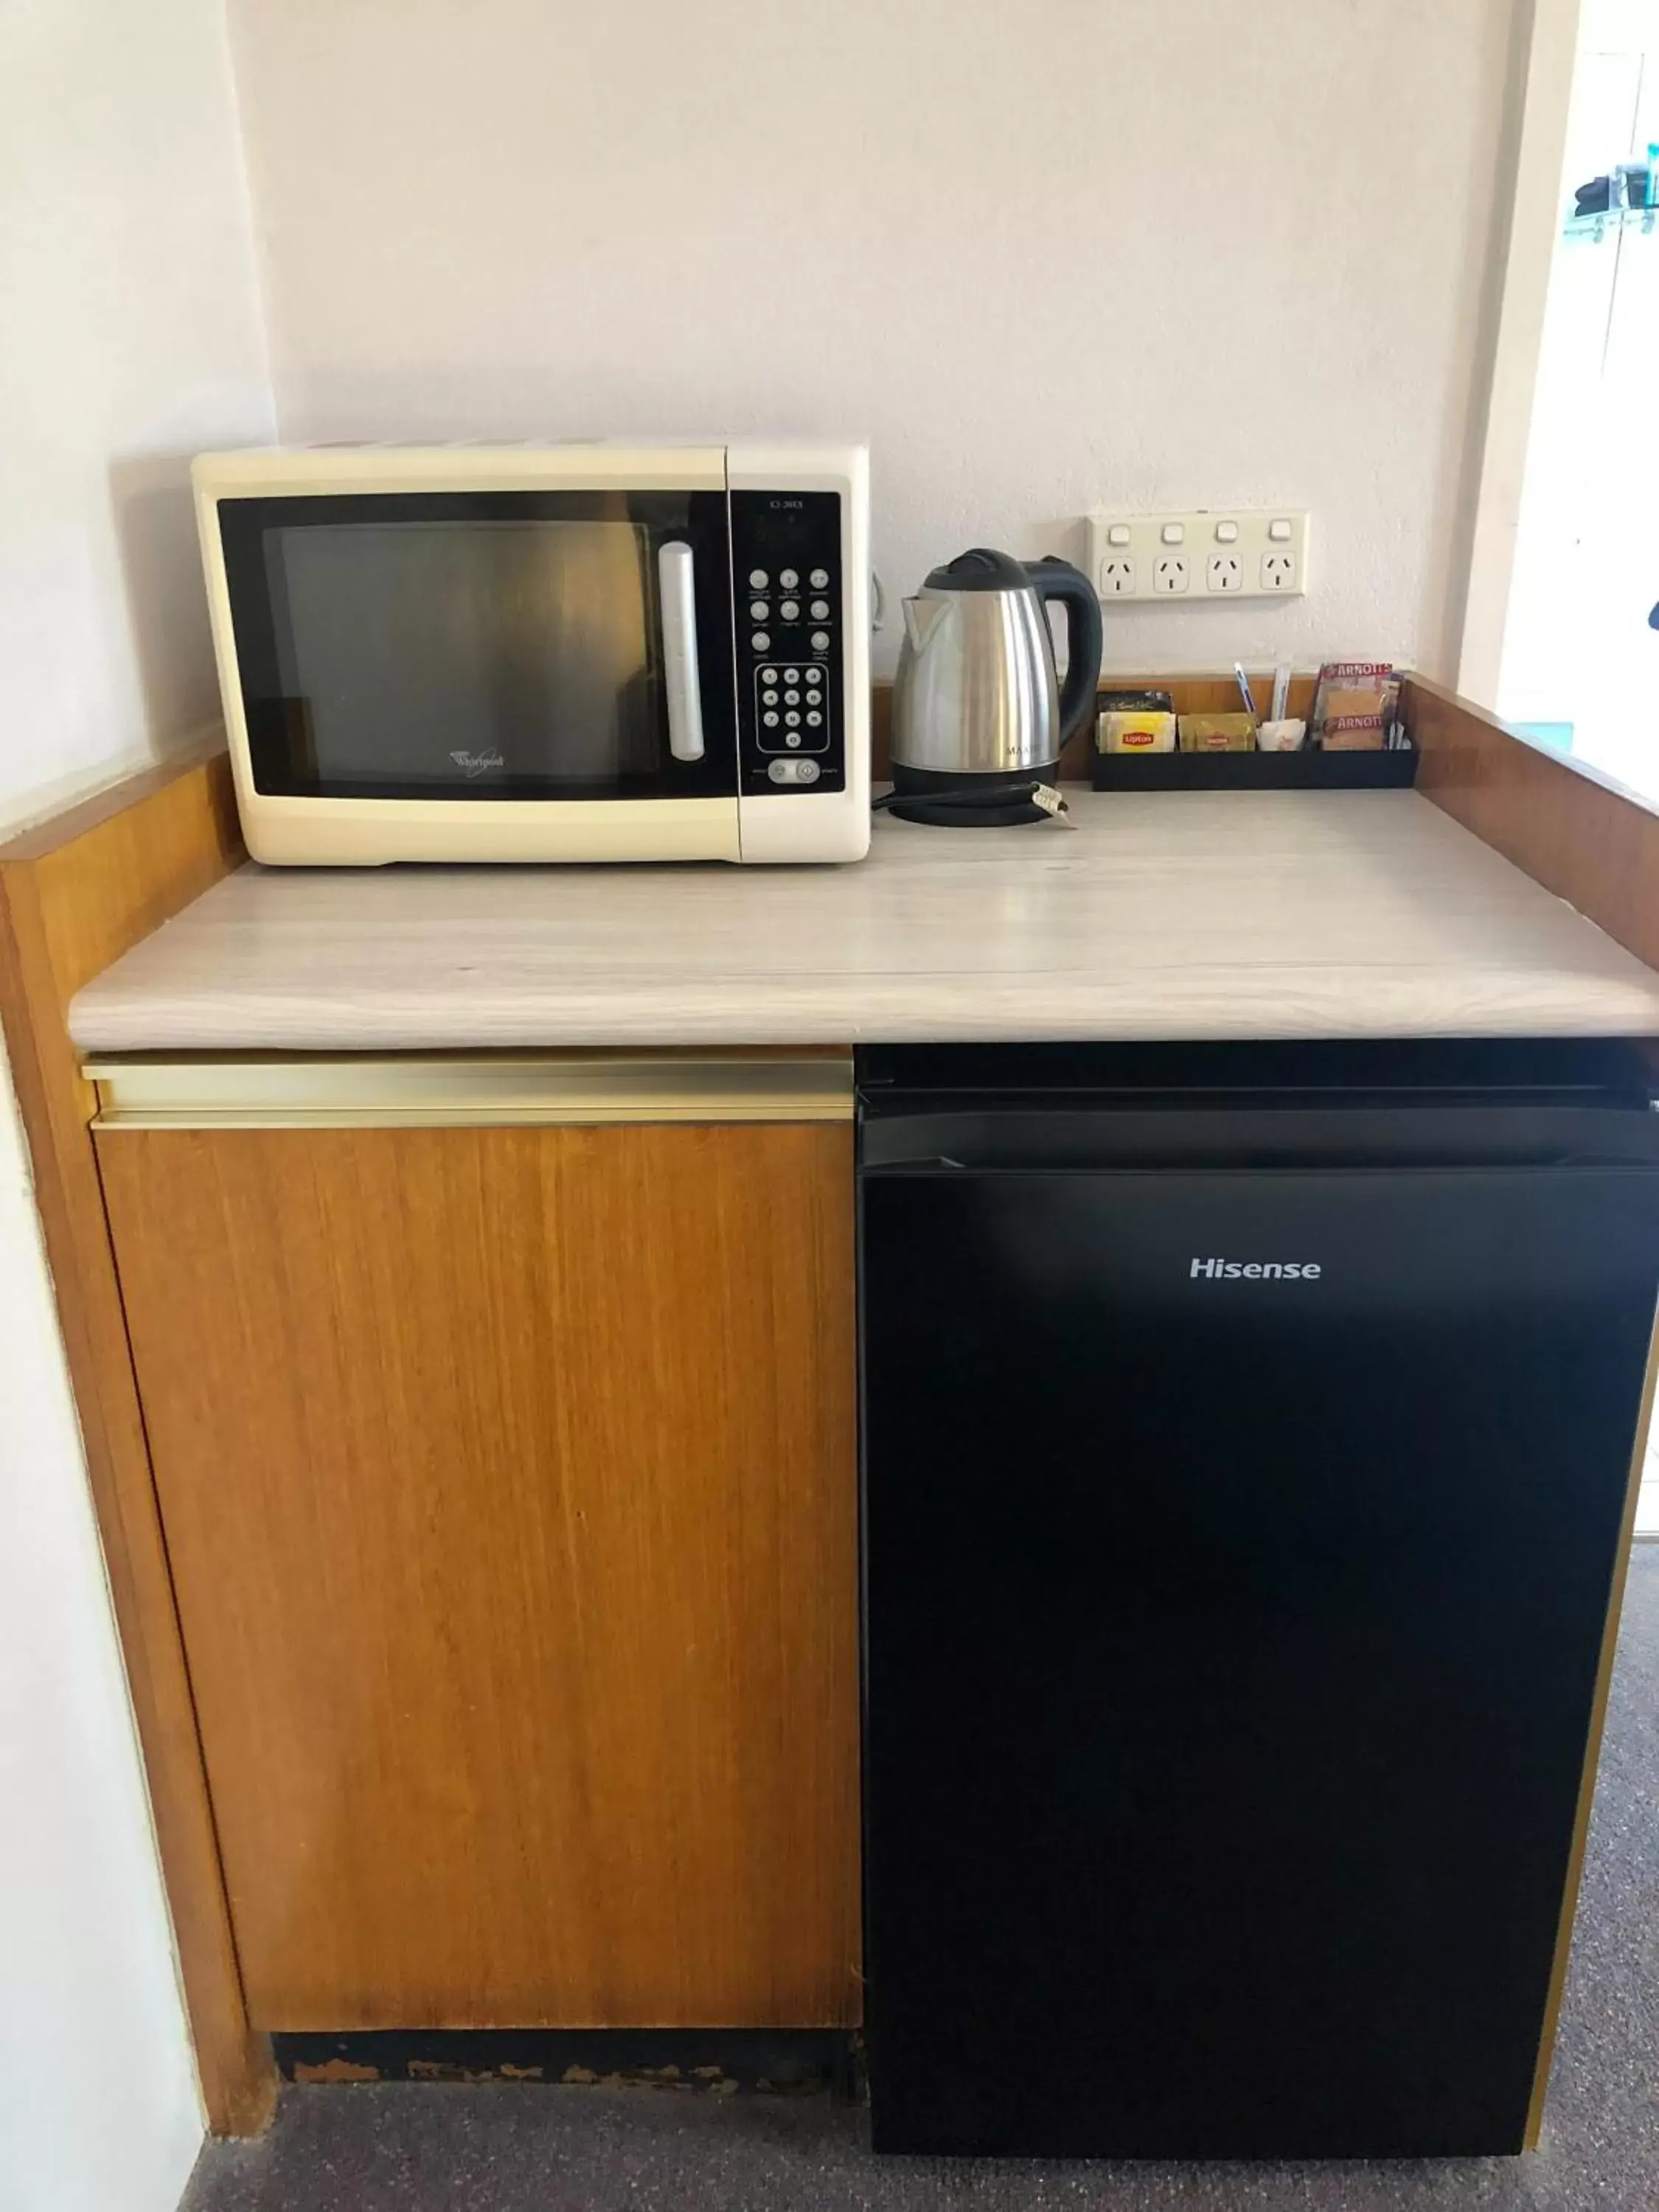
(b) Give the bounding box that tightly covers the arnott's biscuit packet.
[1311,661,1399,750]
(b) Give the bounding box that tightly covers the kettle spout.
[902,596,950,655]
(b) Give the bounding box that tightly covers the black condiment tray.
[1091,742,1417,792]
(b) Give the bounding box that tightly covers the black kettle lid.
[922,546,1031,593]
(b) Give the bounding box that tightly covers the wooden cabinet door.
[97,1121,860,2031]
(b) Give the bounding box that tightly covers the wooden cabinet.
[96,1099,860,2031]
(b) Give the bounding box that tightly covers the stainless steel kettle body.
[890,549,1103,824]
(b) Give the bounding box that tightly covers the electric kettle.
[890,549,1103,824]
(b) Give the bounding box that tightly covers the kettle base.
[887,796,1048,827]
[886,763,1060,829]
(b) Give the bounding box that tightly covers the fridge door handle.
[658,540,706,762]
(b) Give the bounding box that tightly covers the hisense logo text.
[1190,1258,1321,1281]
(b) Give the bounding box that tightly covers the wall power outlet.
[1086,511,1311,604]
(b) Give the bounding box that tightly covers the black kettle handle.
[1026,557,1104,745]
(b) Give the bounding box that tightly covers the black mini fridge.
[858,1040,1659,2159]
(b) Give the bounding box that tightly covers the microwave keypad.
[756,663,827,754]
[731,490,844,796]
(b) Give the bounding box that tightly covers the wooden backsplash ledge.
[1404,674,1659,977]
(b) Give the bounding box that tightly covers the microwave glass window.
[219,490,737,800]
[270,520,655,787]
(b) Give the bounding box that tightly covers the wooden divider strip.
[0,742,274,2135]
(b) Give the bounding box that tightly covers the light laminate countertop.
[69,791,1659,1053]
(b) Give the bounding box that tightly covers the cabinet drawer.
[97,1108,860,2030]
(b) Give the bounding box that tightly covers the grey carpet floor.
[183,1550,1659,2212]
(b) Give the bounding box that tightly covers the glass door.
[217,490,737,800]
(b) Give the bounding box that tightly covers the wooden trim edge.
[0,741,276,2135]
[1523,1302,1658,2146]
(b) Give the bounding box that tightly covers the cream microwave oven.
[193,441,871,865]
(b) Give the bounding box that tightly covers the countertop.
[69,791,1659,1052]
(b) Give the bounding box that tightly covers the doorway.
[1494,1,1659,792]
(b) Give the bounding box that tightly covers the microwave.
[193,441,871,866]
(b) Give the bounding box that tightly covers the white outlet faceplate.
[1087,510,1310,603]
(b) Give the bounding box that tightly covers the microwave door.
[657,540,705,762]
[220,490,740,804]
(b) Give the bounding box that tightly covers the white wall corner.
[0,0,281,2203]
[1456,0,1584,706]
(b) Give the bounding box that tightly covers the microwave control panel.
[730,490,845,796]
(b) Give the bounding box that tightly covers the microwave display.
[219,489,737,801]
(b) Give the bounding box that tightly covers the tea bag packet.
[1097,689,1177,754]
[1178,712,1256,752]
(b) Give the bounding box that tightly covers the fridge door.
[860,1157,1659,2157]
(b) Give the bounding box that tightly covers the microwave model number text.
[1189,1257,1322,1280]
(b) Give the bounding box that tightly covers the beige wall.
[2,2,274,798]
[228,0,1517,677]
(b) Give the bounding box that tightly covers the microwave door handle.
[658,540,706,762]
